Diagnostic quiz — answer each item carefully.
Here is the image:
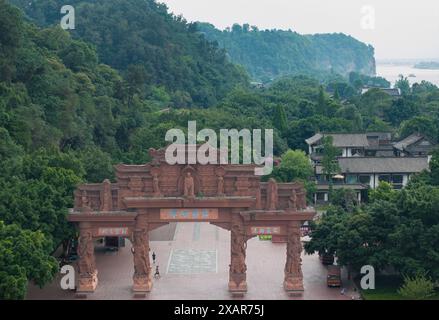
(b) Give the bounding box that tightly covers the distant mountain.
[9,0,249,107]
[197,23,376,82]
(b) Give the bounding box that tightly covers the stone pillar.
[283,221,304,296]
[228,212,247,296]
[77,222,98,292]
[132,214,153,292]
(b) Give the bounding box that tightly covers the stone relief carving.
[255,188,262,210]
[128,177,143,196]
[284,224,304,292]
[297,189,306,210]
[230,218,247,274]
[288,188,297,210]
[183,172,195,198]
[284,226,302,276]
[217,176,225,196]
[78,230,96,276]
[152,174,161,196]
[150,167,162,197]
[132,229,151,278]
[81,190,91,212]
[100,179,112,211]
[267,178,278,210]
[215,167,226,196]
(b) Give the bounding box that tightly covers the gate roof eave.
[123,196,255,209]
[68,209,137,222]
[240,209,316,222]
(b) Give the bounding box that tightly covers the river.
[376,63,439,87]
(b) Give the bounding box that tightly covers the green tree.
[271,149,313,182]
[430,149,439,186]
[398,273,435,300]
[395,75,411,96]
[369,181,398,203]
[0,222,58,299]
[273,104,287,134]
[316,86,327,115]
[321,136,340,198]
[330,188,359,213]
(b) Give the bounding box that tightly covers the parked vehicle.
[327,265,342,287]
[319,253,335,265]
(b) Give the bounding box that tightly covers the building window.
[316,192,327,201]
[392,174,404,189]
[378,175,391,183]
[346,175,358,184]
[392,175,403,184]
[359,175,371,184]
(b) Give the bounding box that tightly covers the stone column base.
[284,276,304,296]
[77,271,98,293]
[133,275,153,293]
[229,273,247,296]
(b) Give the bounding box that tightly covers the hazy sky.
[160,0,439,60]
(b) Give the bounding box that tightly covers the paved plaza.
[26,223,356,300]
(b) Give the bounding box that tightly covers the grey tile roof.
[305,133,323,145]
[316,157,430,174]
[394,133,424,151]
[362,87,401,97]
[306,133,369,147]
[381,88,402,96]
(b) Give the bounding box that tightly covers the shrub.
[397,273,435,300]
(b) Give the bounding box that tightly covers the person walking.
[154,265,161,279]
[152,251,156,264]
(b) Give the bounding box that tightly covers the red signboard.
[160,208,218,220]
[98,227,129,236]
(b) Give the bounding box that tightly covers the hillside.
[9,0,250,107]
[197,23,376,82]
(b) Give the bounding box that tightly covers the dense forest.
[198,22,376,82]
[0,0,439,299]
[9,0,250,107]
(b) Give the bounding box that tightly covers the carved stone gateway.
[69,146,315,297]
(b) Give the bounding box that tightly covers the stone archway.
[68,146,315,297]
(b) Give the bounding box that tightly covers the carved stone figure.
[267,178,278,210]
[284,225,304,292]
[152,173,161,197]
[149,148,160,165]
[255,188,262,210]
[132,229,151,277]
[78,231,95,276]
[217,176,225,196]
[297,189,306,210]
[183,172,195,198]
[230,220,247,274]
[100,179,112,211]
[288,189,297,210]
[128,177,144,196]
[81,190,91,212]
[229,215,247,293]
[284,226,302,276]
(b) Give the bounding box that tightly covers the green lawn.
[356,275,439,300]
